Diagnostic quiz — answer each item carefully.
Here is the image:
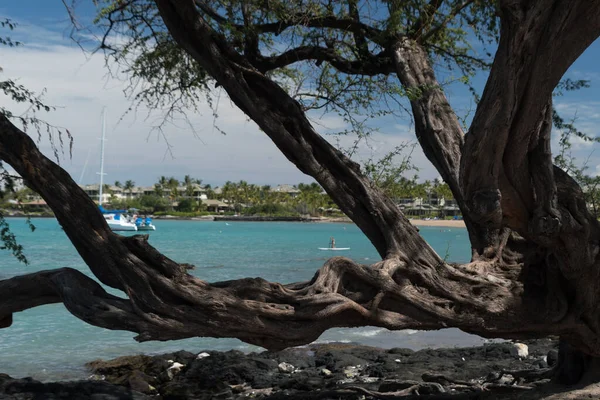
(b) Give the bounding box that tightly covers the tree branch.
[419,0,475,43]
[409,0,444,39]
[193,0,386,45]
[0,80,598,354]
[155,0,430,260]
[389,38,498,253]
[253,46,394,75]
[347,0,370,59]
[0,268,144,333]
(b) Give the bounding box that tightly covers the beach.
[409,219,465,228]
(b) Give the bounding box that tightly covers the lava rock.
[278,362,295,374]
[547,349,559,367]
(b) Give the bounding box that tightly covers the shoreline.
[409,219,465,228]
[4,338,594,400]
[2,213,467,228]
[147,215,468,228]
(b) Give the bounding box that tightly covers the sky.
[1,1,600,187]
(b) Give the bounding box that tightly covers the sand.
[409,219,465,228]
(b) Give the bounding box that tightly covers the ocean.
[0,218,484,381]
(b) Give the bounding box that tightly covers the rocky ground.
[2,338,599,400]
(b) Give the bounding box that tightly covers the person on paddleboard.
[329,236,336,249]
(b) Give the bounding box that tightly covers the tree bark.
[1,0,600,385]
[3,111,599,354]
[390,37,495,258]
[461,0,600,242]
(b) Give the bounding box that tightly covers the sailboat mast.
[98,108,107,205]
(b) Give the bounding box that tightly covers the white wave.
[402,329,419,335]
[353,328,385,337]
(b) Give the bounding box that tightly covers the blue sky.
[1,1,600,186]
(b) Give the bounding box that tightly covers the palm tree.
[167,177,179,208]
[238,180,250,206]
[183,175,195,197]
[154,176,168,198]
[167,177,179,189]
[204,184,215,200]
[124,180,135,198]
[259,185,271,205]
[114,181,122,188]
[154,183,164,197]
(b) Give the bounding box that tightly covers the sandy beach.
[409,218,465,228]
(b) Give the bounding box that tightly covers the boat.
[135,216,156,231]
[318,247,350,251]
[100,206,138,231]
[95,108,140,232]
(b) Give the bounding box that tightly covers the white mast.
[97,108,107,205]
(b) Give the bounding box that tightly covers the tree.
[183,174,196,197]
[297,183,327,215]
[114,181,122,188]
[123,180,135,198]
[166,177,179,208]
[3,0,600,388]
[176,198,194,212]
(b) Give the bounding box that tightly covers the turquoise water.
[0,218,480,381]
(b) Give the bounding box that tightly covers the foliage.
[139,194,169,210]
[83,0,498,146]
[176,198,196,212]
[123,180,135,196]
[363,142,421,199]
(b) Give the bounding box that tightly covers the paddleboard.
[318,247,350,251]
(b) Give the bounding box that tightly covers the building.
[271,184,301,197]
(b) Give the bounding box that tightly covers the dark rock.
[128,370,155,394]
[86,350,195,387]
[378,379,421,392]
[1,338,561,399]
[547,349,559,367]
[314,352,336,370]
[0,374,151,399]
[417,382,445,395]
[365,364,386,378]
[387,348,415,356]
[486,371,501,381]
[264,347,315,369]
[279,374,324,391]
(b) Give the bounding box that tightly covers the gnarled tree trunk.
[2,0,600,386]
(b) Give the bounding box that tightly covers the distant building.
[203,199,231,213]
[271,184,300,197]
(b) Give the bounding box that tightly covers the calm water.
[0,218,481,381]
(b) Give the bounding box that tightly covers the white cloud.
[6,20,597,189]
[0,28,319,186]
[552,101,600,155]
[0,22,445,187]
